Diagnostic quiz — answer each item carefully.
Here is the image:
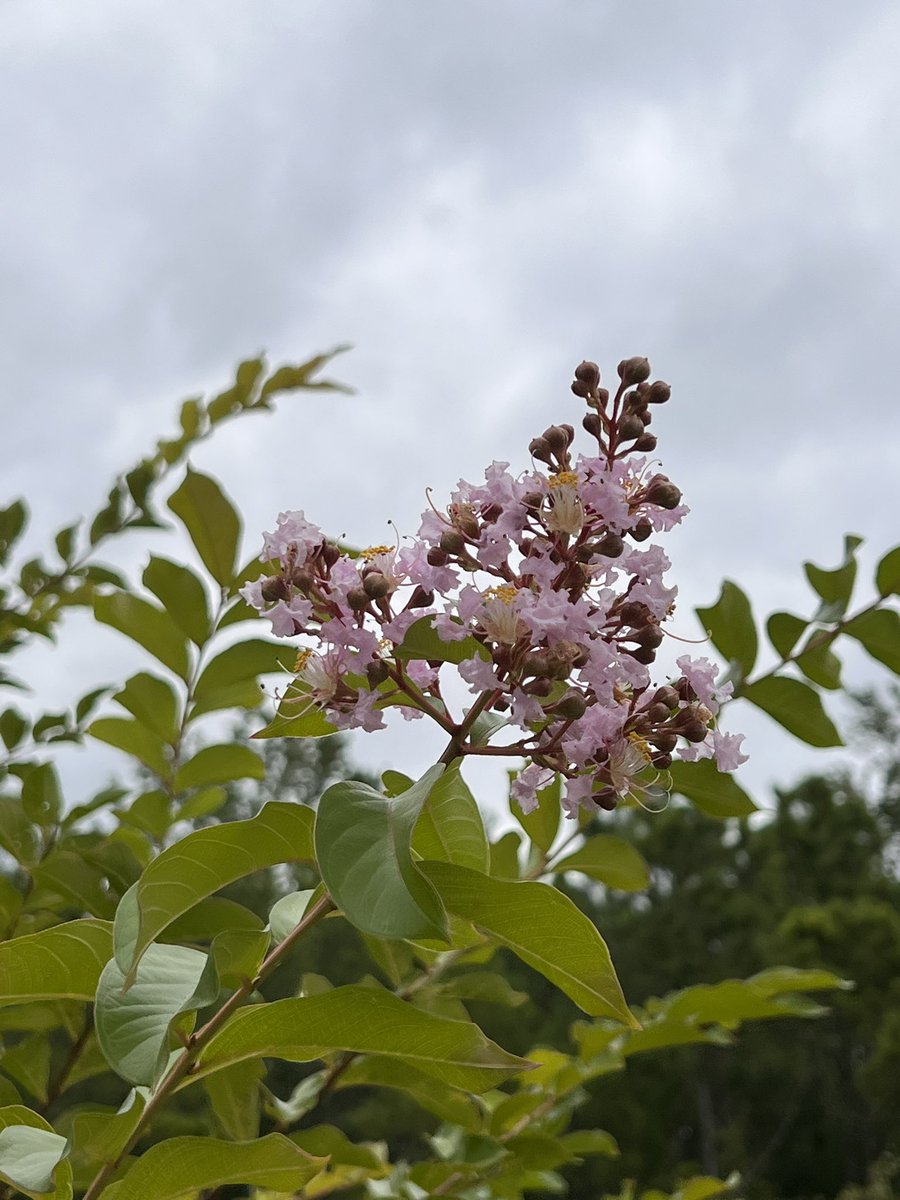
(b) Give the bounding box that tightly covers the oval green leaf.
[413,763,490,873]
[741,676,842,746]
[422,862,637,1026]
[143,555,211,646]
[695,581,758,677]
[167,468,241,587]
[196,985,531,1093]
[667,758,758,819]
[316,765,449,941]
[554,835,651,891]
[94,592,191,680]
[0,920,112,1006]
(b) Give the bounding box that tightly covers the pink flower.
[261,511,322,565]
[511,764,555,814]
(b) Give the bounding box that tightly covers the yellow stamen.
[362,544,393,560]
[484,585,518,605]
[626,731,653,762]
[549,470,579,489]
[294,649,312,672]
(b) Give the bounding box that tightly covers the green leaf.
[741,676,842,746]
[315,765,450,941]
[667,759,758,818]
[197,985,531,1092]
[423,862,636,1025]
[559,1129,619,1158]
[258,346,353,401]
[162,896,264,943]
[205,1060,264,1141]
[0,797,40,865]
[167,468,241,586]
[0,500,27,568]
[89,717,170,777]
[268,891,315,943]
[334,1057,486,1130]
[289,1124,386,1170]
[510,771,561,854]
[875,544,900,597]
[794,634,842,690]
[663,978,829,1026]
[94,592,191,680]
[29,851,115,918]
[490,831,521,880]
[766,611,808,660]
[211,928,270,987]
[207,357,266,420]
[174,743,263,791]
[0,708,28,751]
[695,580,758,677]
[413,763,490,873]
[0,920,112,1005]
[106,1133,323,1200]
[251,679,339,739]
[554,835,651,891]
[842,608,900,675]
[0,1034,50,1104]
[95,942,215,1086]
[396,615,491,665]
[119,791,172,841]
[113,672,180,743]
[116,802,314,975]
[20,762,63,826]
[191,639,289,719]
[142,556,211,646]
[804,534,862,618]
[438,971,528,1008]
[175,785,228,821]
[0,1106,71,1199]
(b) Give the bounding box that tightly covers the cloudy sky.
[3,1,899,820]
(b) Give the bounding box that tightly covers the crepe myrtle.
[242,356,746,818]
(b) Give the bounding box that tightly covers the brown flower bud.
[366,659,390,688]
[450,507,481,539]
[321,542,341,568]
[629,517,653,542]
[347,586,370,611]
[619,601,651,626]
[521,491,543,510]
[582,412,604,439]
[651,731,678,753]
[617,356,652,385]
[523,676,554,696]
[261,576,290,603]
[618,413,645,442]
[571,378,592,398]
[629,645,657,665]
[481,502,502,524]
[291,567,315,592]
[647,380,671,404]
[594,532,624,558]
[363,571,391,599]
[633,433,658,452]
[646,476,682,509]
[651,752,673,769]
[529,436,554,464]
[595,786,619,811]
[406,585,434,610]
[652,686,679,709]
[681,719,709,743]
[440,529,466,555]
[635,625,664,649]
[574,360,600,387]
[560,423,575,445]
[427,546,450,566]
[554,689,589,720]
[646,702,672,724]
[542,425,569,454]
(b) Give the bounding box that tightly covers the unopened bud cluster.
[243,357,746,818]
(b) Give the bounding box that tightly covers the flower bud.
[635,625,664,649]
[618,414,645,442]
[651,731,678,753]
[366,659,390,688]
[427,547,450,566]
[347,586,370,611]
[406,585,435,610]
[529,436,554,465]
[321,542,341,568]
[647,380,671,404]
[554,689,588,720]
[261,576,290,602]
[681,719,709,743]
[646,702,671,724]
[574,360,600,388]
[571,378,591,398]
[363,571,391,599]
[560,423,575,445]
[523,676,553,696]
[291,567,315,591]
[629,645,657,665]
[652,686,679,709]
[481,502,502,524]
[633,433,658,452]
[651,752,673,769]
[450,506,481,539]
[594,532,624,558]
[542,425,570,454]
[521,491,543,510]
[440,529,466,555]
[582,412,604,439]
[629,517,653,542]
[617,356,651,385]
[596,786,619,811]
[646,476,682,509]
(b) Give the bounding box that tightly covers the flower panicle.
[241,356,746,818]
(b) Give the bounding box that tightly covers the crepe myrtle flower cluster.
[242,356,747,818]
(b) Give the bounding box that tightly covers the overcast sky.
[3,1,899,821]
